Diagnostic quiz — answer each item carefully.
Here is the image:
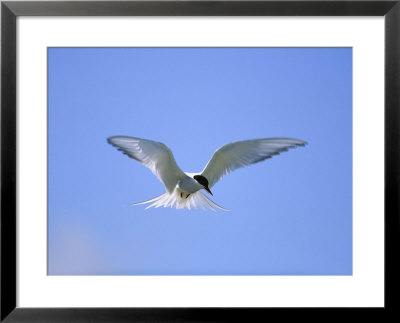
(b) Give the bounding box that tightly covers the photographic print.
[48,47,352,276]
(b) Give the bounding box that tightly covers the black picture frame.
[1,0,399,321]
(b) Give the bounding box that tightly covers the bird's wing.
[108,136,185,193]
[201,138,307,188]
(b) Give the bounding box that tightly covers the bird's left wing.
[201,138,307,188]
[108,136,185,193]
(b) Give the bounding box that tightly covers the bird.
[108,136,307,211]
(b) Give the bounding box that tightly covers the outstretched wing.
[201,138,307,188]
[108,136,185,193]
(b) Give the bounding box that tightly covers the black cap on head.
[194,175,213,195]
[194,175,209,187]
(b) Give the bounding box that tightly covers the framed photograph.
[1,0,399,321]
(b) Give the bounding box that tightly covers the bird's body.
[176,173,203,196]
[108,136,307,211]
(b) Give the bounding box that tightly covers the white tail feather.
[131,190,229,211]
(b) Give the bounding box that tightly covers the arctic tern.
[108,136,306,211]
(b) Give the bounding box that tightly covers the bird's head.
[193,175,213,196]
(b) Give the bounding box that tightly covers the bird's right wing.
[201,138,307,188]
[108,136,185,193]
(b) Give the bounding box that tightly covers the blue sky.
[48,47,352,275]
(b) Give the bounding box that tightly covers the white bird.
[108,136,307,211]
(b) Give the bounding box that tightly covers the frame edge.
[1,1,17,322]
[384,0,400,313]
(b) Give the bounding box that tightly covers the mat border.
[1,1,399,321]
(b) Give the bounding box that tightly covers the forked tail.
[132,190,229,211]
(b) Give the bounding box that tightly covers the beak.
[204,186,213,196]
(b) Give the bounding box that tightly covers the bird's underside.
[108,136,307,211]
[133,188,229,211]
